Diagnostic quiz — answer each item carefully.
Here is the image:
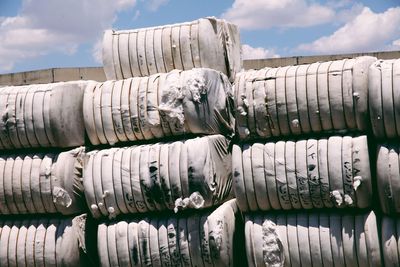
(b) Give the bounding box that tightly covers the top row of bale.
[0,17,397,150]
[102,17,242,82]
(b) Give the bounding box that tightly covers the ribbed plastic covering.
[0,147,85,215]
[97,199,238,267]
[245,211,381,267]
[102,17,241,82]
[0,215,87,267]
[83,135,232,218]
[381,216,400,266]
[369,58,400,139]
[234,56,376,140]
[83,68,234,146]
[377,143,400,214]
[233,135,371,212]
[0,81,87,149]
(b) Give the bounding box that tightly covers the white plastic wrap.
[381,216,400,266]
[234,56,376,140]
[83,68,234,146]
[0,81,88,149]
[97,199,238,267]
[369,58,400,139]
[0,147,85,215]
[83,135,232,218]
[102,17,241,82]
[376,143,400,214]
[0,215,87,267]
[233,135,371,212]
[245,211,381,267]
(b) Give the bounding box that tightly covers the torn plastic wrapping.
[83,135,232,219]
[0,81,88,149]
[0,147,86,215]
[102,17,241,82]
[96,199,238,267]
[0,214,88,267]
[245,211,381,267]
[234,56,376,141]
[83,68,235,146]
[52,147,86,215]
[232,135,372,212]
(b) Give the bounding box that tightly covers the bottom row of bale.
[0,199,399,266]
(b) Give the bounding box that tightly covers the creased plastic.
[102,17,241,82]
[83,135,232,218]
[83,68,235,146]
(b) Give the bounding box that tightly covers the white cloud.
[326,0,353,9]
[143,0,169,12]
[393,39,400,49]
[242,44,279,60]
[297,7,400,54]
[92,39,103,64]
[0,0,137,72]
[334,3,364,24]
[133,10,141,21]
[221,0,337,30]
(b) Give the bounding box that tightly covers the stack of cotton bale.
[83,17,243,266]
[0,82,91,266]
[233,56,389,266]
[371,59,400,266]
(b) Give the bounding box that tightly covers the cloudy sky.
[0,0,399,74]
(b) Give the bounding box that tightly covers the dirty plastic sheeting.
[0,147,86,215]
[0,215,87,267]
[245,211,381,267]
[102,17,241,82]
[83,135,232,219]
[234,56,376,140]
[0,81,88,149]
[97,199,238,267]
[83,68,235,146]
[233,135,372,212]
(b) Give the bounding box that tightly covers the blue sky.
[0,0,399,74]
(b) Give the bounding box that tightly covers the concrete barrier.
[0,67,106,86]
[243,50,400,69]
[1,50,399,86]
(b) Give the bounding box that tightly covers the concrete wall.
[243,50,400,70]
[0,67,106,86]
[1,50,399,86]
